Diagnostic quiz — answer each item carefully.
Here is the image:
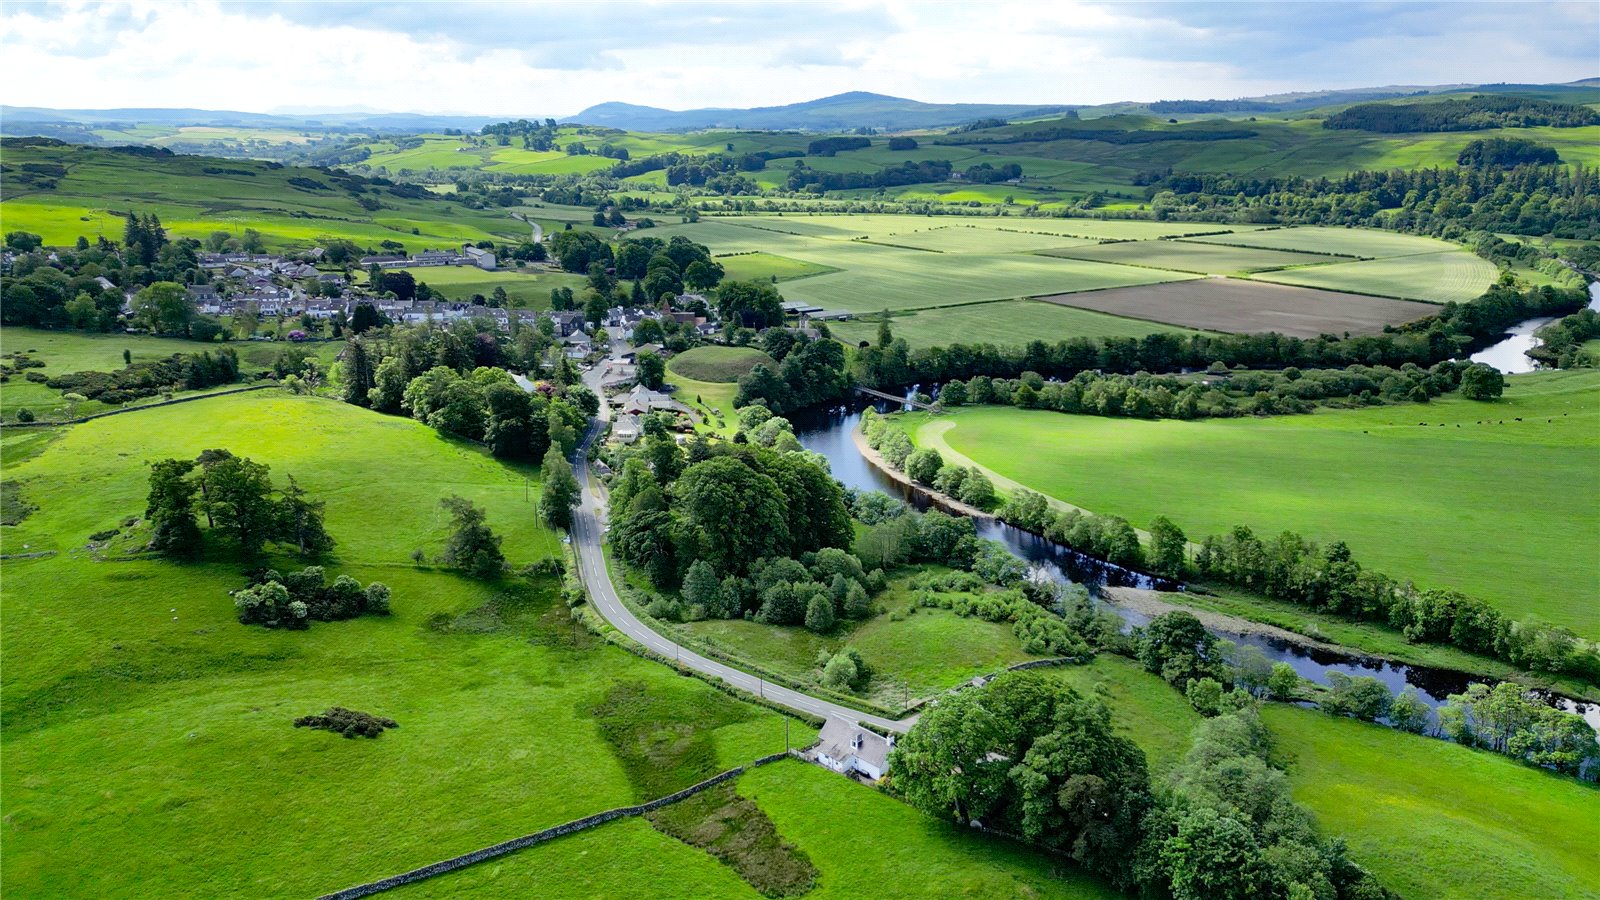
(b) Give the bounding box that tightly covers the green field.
[1045,656,1600,899]
[397,759,1113,899]
[665,345,776,383]
[0,392,808,897]
[0,143,523,252]
[901,369,1600,637]
[677,569,1049,705]
[830,300,1198,349]
[715,251,840,283]
[1251,249,1500,304]
[1043,239,1341,274]
[0,327,343,421]
[1186,225,1465,259]
[360,265,586,308]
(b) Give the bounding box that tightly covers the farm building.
[813,718,893,781]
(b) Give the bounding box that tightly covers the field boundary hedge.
[0,383,278,428]
[316,750,804,899]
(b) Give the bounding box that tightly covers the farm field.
[1044,656,1600,899]
[0,143,523,252]
[1185,225,1465,259]
[1042,278,1439,338]
[360,265,586,308]
[0,392,806,898]
[715,251,839,283]
[1251,249,1500,304]
[899,369,1600,637]
[665,345,774,383]
[676,568,1049,705]
[830,299,1198,349]
[398,759,1113,899]
[0,326,342,421]
[1042,238,1341,274]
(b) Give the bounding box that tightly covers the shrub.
[293,707,398,739]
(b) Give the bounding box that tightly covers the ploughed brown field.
[1040,277,1438,338]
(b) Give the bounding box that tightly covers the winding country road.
[571,352,914,733]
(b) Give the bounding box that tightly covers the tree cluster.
[1324,95,1599,132]
[234,565,390,630]
[733,333,852,413]
[1457,137,1560,168]
[786,159,954,193]
[44,347,239,406]
[145,451,332,559]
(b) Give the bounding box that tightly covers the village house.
[612,384,679,416]
[813,718,893,781]
[610,413,643,444]
[563,330,594,358]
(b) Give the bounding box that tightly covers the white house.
[611,413,642,444]
[813,718,893,781]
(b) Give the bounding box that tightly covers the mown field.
[1042,239,1340,274]
[1046,655,1600,900]
[665,345,775,383]
[829,300,1199,349]
[1,326,342,421]
[0,392,809,898]
[900,369,1600,637]
[0,143,523,252]
[394,759,1113,899]
[357,265,586,308]
[715,251,840,283]
[1185,226,1466,260]
[1252,249,1501,304]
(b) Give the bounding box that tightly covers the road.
[571,353,915,734]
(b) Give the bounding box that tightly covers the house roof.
[816,717,891,771]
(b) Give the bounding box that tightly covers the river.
[1470,281,1600,374]
[792,399,1600,734]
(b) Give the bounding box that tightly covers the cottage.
[613,384,678,416]
[564,330,594,359]
[813,718,893,781]
[611,413,642,444]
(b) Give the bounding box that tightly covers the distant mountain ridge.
[0,106,513,132]
[560,91,1076,131]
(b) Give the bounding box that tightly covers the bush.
[804,592,836,633]
[15,408,35,422]
[293,706,398,739]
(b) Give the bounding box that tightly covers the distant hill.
[561,92,1076,132]
[0,106,512,132]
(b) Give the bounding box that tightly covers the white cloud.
[0,0,1593,114]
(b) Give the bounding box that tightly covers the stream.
[792,400,1600,735]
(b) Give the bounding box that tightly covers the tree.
[440,495,505,578]
[714,280,784,329]
[132,282,195,335]
[904,447,943,484]
[539,446,580,530]
[672,456,790,574]
[341,337,375,406]
[682,560,721,612]
[275,474,334,556]
[1267,662,1300,700]
[204,455,277,557]
[821,652,858,690]
[1321,673,1392,721]
[956,469,996,509]
[1137,611,1222,686]
[146,458,202,557]
[804,591,836,633]
[1146,515,1187,576]
[1389,686,1431,733]
[636,350,665,389]
[1460,362,1505,401]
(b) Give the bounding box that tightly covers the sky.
[1,1,1596,115]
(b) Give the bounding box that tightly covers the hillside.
[562,91,1075,132]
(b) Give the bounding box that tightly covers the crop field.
[1044,656,1600,899]
[0,143,523,252]
[1043,239,1341,274]
[0,392,805,897]
[866,226,1098,254]
[677,568,1049,704]
[714,251,840,283]
[665,345,775,383]
[1251,250,1500,304]
[1042,278,1439,338]
[830,300,1198,349]
[362,265,586,308]
[1185,225,1463,259]
[0,327,343,421]
[398,759,1112,899]
[901,369,1600,637]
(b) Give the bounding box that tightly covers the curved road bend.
[571,357,915,734]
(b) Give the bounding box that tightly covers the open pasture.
[1185,225,1463,259]
[0,392,805,898]
[1042,277,1438,337]
[1251,249,1499,304]
[665,345,776,383]
[368,265,585,308]
[715,251,840,282]
[905,369,1600,637]
[1043,238,1340,274]
[830,299,1196,348]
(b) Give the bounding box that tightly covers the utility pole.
[785,717,790,752]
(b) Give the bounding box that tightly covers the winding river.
[1470,281,1600,374]
[792,397,1600,734]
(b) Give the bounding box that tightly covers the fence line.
[317,750,800,900]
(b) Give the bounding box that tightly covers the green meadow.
[1186,225,1464,259]
[1252,249,1500,304]
[0,392,808,898]
[1045,656,1600,899]
[665,345,775,384]
[901,369,1600,637]
[358,265,586,308]
[715,251,840,283]
[829,300,1198,349]
[1043,239,1341,275]
[0,143,522,252]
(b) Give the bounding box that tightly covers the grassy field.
[1042,278,1439,338]
[0,392,807,898]
[677,568,1049,706]
[397,759,1113,899]
[0,143,522,252]
[1,326,342,421]
[1251,249,1501,304]
[1044,656,1600,899]
[900,369,1600,637]
[830,300,1198,349]
[1043,239,1341,274]
[665,345,775,383]
[357,265,586,309]
[1185,225,1467,259]
[715,251,840,283]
